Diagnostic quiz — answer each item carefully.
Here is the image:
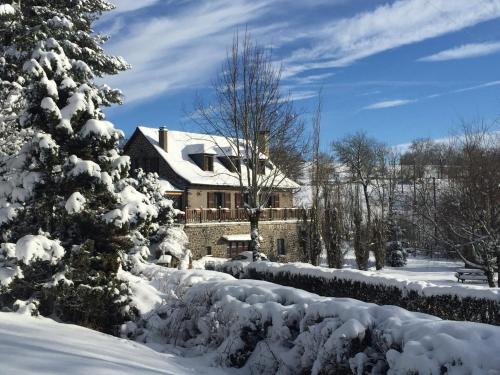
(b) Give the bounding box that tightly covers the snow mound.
[65,192,86,214]
[0,4,15,15]
[14,235,65,265]
[0,312,229,375]
[143,270,500,374]
[80,119,124,141]
[66,155,101,179]
[103,186,158,227]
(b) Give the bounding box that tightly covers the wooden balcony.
[182,207,309,224]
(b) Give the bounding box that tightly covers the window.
[235,192,249,207]
[141,157,159,173]
[227,241,249,258]
[204,155,214,171]
[269,194,280,208]
[207,192,231,208]
[262,193,280,208]
[277,239,286,256]
[218,156,241,173]
[167,194,183,210]
[206,246,212,256]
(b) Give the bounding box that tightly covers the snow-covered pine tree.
[385,214,407,267]
[0,4,30,167]
[124,169,190,270]
[0,1,163,333]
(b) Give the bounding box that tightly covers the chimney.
[259,130,270,157]
[159,126,168,152]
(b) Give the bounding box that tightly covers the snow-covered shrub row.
[125,267,500,375]
[234,262,499,325]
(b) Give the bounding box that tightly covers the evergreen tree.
[323,205,343,269]
[0,1,167,333]
[385,215,407,267]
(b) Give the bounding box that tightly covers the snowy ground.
[2,259,499,374]
[370,256,469,285]
[0,312,230,375]
[341,252,476,286]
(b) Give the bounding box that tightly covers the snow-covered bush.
[235,261,499,325]
[385,240,407,267]
[126,267,500,374]
[385,221,407,267]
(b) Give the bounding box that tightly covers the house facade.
[124,126,306,261]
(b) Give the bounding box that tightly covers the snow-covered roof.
[158,179,182,193]
[137,126,300,189]
[222,234,251,242]
[157,254,172,264]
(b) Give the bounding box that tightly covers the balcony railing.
[182,207,309,224]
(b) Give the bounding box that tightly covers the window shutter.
[224,192,231,208]
[207,192,215,208]
[274,193,280,208]
[235,193,241,207]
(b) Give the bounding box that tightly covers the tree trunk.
[249,210,261,261]
[309,206,322,266]
[362,183,371,226]
[324,207,342,268]
[372,222,385,270]
[353,209,368,270]
[497,246,500,287]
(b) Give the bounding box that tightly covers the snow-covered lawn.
[0,312,229,375]
[339,251,484,286]
[369,256,470,285]
[216,251,498,301]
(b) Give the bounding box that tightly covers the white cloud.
[284,0,500,76]
[363,99,416,110]
[102,0,500,103]
[289,72,335,85]
[105,0,278,102]
[419,42,500,62]
[289,91,318,101]
[452,80,500,93]
[364,79,500,111]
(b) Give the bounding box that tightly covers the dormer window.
[203,155,214,172]
[219,156,240,173]
[190,153,215,171]
[204,155,214,171]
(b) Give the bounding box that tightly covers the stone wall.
[184,220,302,262]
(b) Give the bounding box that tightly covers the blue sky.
[99,0,500,149]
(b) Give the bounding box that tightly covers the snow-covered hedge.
[126,267,500,374]
[216,261,499,325]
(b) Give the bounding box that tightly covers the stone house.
[124,126,306,262]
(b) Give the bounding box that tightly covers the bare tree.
[332,132,385,270]
[194,32,304,261]
[308,91,323,265]
[417,125,499,286]
[332,132,385,228]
